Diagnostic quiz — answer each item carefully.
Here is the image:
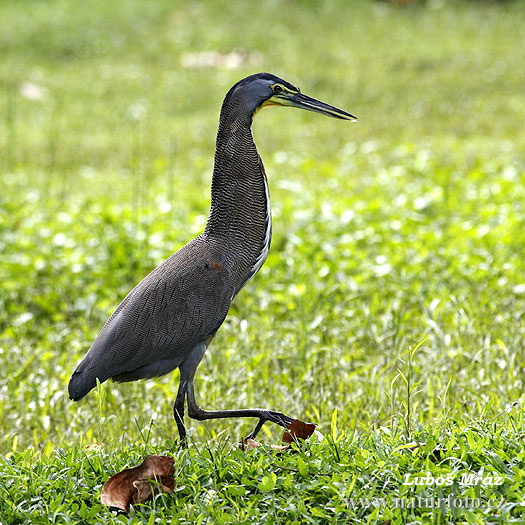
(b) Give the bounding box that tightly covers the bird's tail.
[68,356,107,401]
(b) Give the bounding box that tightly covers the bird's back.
[68,235,235,400]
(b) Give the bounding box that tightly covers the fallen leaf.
[240,419,317,451]
[270,444,291,451]
[100,455,175,512]
[282,420,317,444]
[132,479,172,504]
[241,438,262,450]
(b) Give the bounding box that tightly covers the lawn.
[1,0,524,522]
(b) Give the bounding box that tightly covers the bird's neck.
[204,112,272,290]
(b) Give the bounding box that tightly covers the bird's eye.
[273,84,283,94]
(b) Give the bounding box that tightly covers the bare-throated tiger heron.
[68,73,357,445]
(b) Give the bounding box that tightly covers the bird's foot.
[244,410,295,440]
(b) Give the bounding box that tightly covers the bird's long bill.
[269,91,357,121]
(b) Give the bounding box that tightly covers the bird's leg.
[185,380,294,440]
[173,379,188,447]
[180,342,295,441]
[244,418,266,441]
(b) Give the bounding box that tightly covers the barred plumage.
[68,73,355,445]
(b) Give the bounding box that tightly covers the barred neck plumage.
[203,97,271,294]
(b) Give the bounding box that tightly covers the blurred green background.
[1,0,524,453]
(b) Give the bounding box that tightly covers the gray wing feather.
[68,238,233,400]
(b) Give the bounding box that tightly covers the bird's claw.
[244,410,295,440]
[266,410,295,427]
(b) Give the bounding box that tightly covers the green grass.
[2,417,525,524]
[1,0,525,522]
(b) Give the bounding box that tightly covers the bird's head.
[222,72,357,122]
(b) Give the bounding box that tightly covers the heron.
[68,73,356,445]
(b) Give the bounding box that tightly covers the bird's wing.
[68,238,234,399]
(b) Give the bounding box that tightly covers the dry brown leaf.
[241,438,262,450]
[240,419,317,452]
[270,444,291,451]
[132,479,155,504]
[282,419,317,444]
[132,479,172,504]
[100,455,175,512]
